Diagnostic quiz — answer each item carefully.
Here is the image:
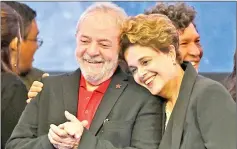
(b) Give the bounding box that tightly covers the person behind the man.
[145,2,203,71]
[6,2,163,149]
[4,1,46,90]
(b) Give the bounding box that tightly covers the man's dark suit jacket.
[159,62,236,149]
[6,67,163,149]
[1,72,27,149]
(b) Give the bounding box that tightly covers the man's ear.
[9,37,19,51]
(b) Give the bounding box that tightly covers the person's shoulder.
[192,75,234,104]
[195,75,227,91]
[41,69,79,84]
[25,67,44,78]
[31,67,44,74]
[1,72,27,94]
[1,72,25,87]
[191,75,236,122]
[19,68,45,84]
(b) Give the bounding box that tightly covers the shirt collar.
[80,75,111,93]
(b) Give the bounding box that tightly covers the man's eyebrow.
[97,39,112,44]
[80,35,90,38]
[180,37,190,42]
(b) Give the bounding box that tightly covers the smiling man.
[6,2,162,149]
[145,2,203,71]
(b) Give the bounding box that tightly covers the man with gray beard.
[6,2,163,149]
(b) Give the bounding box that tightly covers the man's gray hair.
[76,2,128,34]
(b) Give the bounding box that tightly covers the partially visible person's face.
[124,45,177,95]
[179,23,203,71]
[75,11,121,85]
[19,19,40,74]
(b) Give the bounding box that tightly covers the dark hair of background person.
[224,49,236,101]
[144,2,197,32]
[3,1,36,39]
[1,2,23,72]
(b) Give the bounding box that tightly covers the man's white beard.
[78,58,118,85]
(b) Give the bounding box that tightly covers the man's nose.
[86,42,100,57]
[188,43,201,57]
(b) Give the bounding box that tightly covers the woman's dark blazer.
[159,62,236,149]
[1,72,27,149]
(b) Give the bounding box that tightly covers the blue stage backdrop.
[23,2,236,73]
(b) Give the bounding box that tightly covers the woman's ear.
[9,37,19,51]
[168,45,176,62]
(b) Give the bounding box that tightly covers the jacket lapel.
[62,68,81,117]
[89,67,128,136]
[171,62,198,149]
[159,62,198,149]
